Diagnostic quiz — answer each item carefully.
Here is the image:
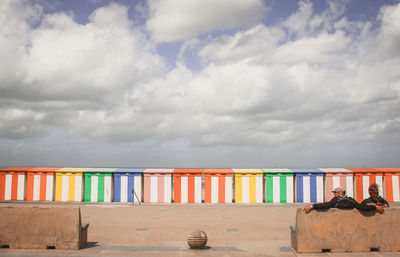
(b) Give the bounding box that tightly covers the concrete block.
[0,205,88,250]
[290,207,400,253]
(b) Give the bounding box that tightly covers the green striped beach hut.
[84,168,116,202]
[263,169,294,203]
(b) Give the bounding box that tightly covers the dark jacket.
[361,196,389,207]
[312,196,376,211]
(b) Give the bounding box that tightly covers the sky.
[1,0,400,168]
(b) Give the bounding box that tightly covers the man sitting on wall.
[303,187,383,214]
[361,183,390,211]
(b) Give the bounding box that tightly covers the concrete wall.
[291,207,400,253]
[0,205,86,250]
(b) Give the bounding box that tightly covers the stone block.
[290,207,400,253]
[0,205,88,250]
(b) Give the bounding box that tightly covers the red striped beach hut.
[143,168,173,203]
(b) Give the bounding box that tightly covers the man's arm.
[354,202,377,211]
[378,197,390,207]
[303,198,338,214]
[312,198,338,210]
[356,198,385,213]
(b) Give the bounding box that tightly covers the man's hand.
[375,205,385,214]
[303,205,313,214]
[367,203,385,213]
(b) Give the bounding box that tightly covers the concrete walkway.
[0,202,399,257]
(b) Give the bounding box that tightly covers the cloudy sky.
[1,0,400,168]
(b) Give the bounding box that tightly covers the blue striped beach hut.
[113,168,144,203]
[291,169,324,203]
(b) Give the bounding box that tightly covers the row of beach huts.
[0,167,399,204]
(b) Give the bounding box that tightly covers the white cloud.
[282,0,349,37]
[0,2,166,139]
[199,24,285,64]
[282,0,313,36]
[19,3,165,102]
[0,0,42,83]
[372,3,400,60]
[146,0,266,42]
[88,2,131,28]
[0,107,47,139]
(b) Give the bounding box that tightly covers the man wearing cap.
[303,187,381,214]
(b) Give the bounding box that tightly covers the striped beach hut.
[55,167,87,202]
[233,169,263,203]
[0,167,31,201]
[113,168,144,203]
[319,168,354,201]
[204,169,233,203]
[348,168,384,202]
[173,169,203,204]
[263,169,294,203]
[376,168,400,202]
[143,168,173,203]
[26,167,59,201]
[292,169,324,203]
[84,168,115,202]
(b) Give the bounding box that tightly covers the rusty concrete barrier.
[290,207,400,253]
[0,205,88,250]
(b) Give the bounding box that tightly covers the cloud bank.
[0,0,399,167]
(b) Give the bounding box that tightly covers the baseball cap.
[332,187,345,193]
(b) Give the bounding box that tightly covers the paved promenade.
[0,202,399,257]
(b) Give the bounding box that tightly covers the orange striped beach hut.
[26,167,60,201]
[0,167,32,201]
